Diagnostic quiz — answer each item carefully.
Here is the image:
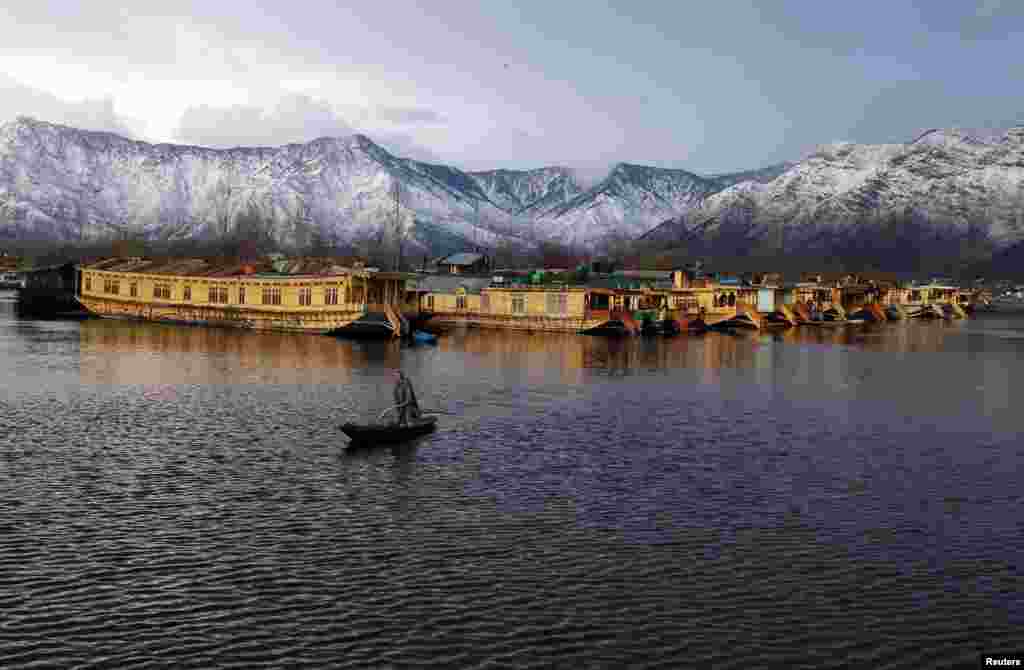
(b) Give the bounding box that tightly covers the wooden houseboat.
[889,283,966,319]
[16,262,90,317]
[77,257,417,337]
[0,271,25,290]
[413,274,632,334]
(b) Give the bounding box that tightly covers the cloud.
[172,93,444,162]
[371,106,447,125]
[173,94,354,148]
[848,79,1024,146]
[370,132,441,163]
[0,72,140,137]
[911,1,1024,39]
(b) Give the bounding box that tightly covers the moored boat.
[885,305,906,320]
[908,304,944,319]
[412,330,438,344]
[708,312,760,331]
[0,272,26,290]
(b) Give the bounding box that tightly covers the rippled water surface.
[1,290,1022,668]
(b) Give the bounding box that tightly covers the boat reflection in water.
[77,318,401,387]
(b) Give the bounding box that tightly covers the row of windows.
[425,293,567,315]
[86,277,369,306]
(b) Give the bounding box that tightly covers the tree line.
[3,204,1023,280]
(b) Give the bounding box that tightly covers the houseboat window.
[84,276,91,291]
[815,290,830,303]
[103,279,120,294]
[480,294,490,312]
[129,282,138,297]
[299,287,312,306]
[238,286,245,304]
[153,284,172,300]
[910,290,921,301]
[727,294,736,307]
[325,287,339,305]
[674,296,698,311]
[208,286,229,303]
[512,294,526,314]
[426,295,434,309]
[546,292,567,315]
[262,287,282,305]
[456,295,467,310]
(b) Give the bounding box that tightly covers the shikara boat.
[412,330,438,344]
[707,313,760,331]
[340,416,438,445]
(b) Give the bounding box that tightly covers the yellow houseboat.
[77,257,417,337]
[413,274,615,333]
[889,282,966,319]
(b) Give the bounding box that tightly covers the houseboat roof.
[413,275,492,294]
[82,257,413,279]
[585,276,671,291]
[439,252,486,266]
[611,270,674,281]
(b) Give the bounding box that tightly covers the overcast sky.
[1,1,1022,177]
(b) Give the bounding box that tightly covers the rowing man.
[391,370,422,426]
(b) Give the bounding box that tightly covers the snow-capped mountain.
[642,127,1024,263]
[467,167,583,217]
[535,163,724,246]
[0,116,516,252]
[3,116,1023,262]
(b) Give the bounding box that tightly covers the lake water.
[1,289,1022,669]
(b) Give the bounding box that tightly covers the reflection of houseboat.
[77,257,415,337]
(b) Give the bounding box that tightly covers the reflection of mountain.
[77,320,399,385]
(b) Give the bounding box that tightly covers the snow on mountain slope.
[4,117,1022,256]
[645,127,1024,254]
[0,117,510,250]
[536,163,722,246]
[467,167,583,217]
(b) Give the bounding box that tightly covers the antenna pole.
[393,179,402,271]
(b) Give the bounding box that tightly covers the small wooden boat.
[412,330,438,344]
[708,313,760,331]
[885,305,905,320]
[340,416,438,445]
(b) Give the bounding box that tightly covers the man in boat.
[391,370,422,426]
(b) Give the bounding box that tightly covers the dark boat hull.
[341,416,437,445]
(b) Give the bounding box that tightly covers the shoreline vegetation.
[2,200,1023,281]
[2,233,1022,283]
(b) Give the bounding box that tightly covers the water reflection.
[77,319,401,386]
[69,315,1017,387]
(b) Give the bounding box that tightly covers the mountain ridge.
[3,116,1024,268]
